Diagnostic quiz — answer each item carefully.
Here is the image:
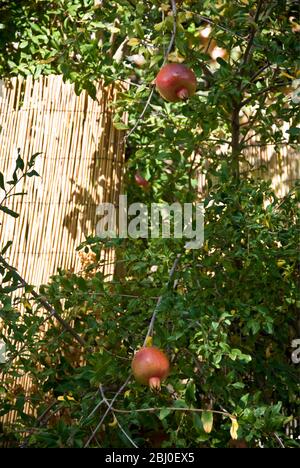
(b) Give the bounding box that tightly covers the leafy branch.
[0,150,40,219]
[125,0,177,141]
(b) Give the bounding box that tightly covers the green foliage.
[0,0,299,448]
[0,151,40,292]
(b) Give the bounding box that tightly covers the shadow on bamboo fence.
[0,75,127,428]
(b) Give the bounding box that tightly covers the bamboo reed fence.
[0,75,127,285]
[0,75,127,429]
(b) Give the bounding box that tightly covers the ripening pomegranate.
[134,172,149,188]
[131,346,170,389]
[155,63,197,102]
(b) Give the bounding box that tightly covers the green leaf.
[26,170,39,178]
[15,152,25,173]
[185,381,196,404]
[231,382,245,389]
[287,127,300,136]
[159,408,171,420]
[19,41,29,49]
[214,353,222,365]
[0,172,5,191]
[193,413,203,433]
[2,271,13,283]
[28,152,42,168]
[248,319,260,335]
[134,20,144,39]
[0,206,19,218]
[1,240,13,255]
[113,122,129,131]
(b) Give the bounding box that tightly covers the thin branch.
[99,385,138,448]
[274,186,297,212]
[111,405,234,420]
[84,375,131,448]
[115,415,139,448]
[20,400,57,448]
[230,103,242,182]
[186,12,248,41]
[244,140,289,148]
[124,87,155,141]
[188,151,199,193]
[91,429,102,448]
[234,0,265,166]
[241,83,284,107]
[165,0,177,59]
[85,399,105,422]
[102,347,131,361]
[0,170,26,206]
[273,432,286,449]
[241,62,271,91]
[124,0,177,141]
[242,0,264,67]
[230,2,265,182]
[0,255,87,349]
[199,62,214,82]
[143,254,181,345]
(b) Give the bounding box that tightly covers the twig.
[199,62,214,82]
[244,140,288,148]
[124,87,155,141]
[184,11,248,41]
[143,253,181,345]
[0,174,25,206]
[124,0,177,141]
[188,151,199,193]
[85,399,105,422]
[115,416,139,448]
[274,186,297,212]
[20,400,57,448]
[273,432,286,448]
[84,375,131,448]
[165,0,177,60]
[99,385,138,448]
[241,62,271,91]
[242,0,264,67]
[0,255,87,349]
[241,83,284,107]
[110,405,234,420]
[91,430,102,448]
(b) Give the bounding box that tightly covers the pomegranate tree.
[155,63,197,102]
[131,346,170,389]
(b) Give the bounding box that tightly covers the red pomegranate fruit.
[155,63,197,102]
[134,172,149,188]
[131,346,170,389]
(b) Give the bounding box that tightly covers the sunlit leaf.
[230,417,239,440]
[201,411,213,434]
